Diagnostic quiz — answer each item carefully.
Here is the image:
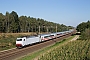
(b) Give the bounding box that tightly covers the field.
[38,39,90,60]
[0,32,35,51]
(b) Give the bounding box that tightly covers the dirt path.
[70,35,79,42]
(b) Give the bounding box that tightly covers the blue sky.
[0,0,90,27]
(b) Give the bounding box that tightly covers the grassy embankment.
[18,35,75,60]
[0,33,35,51]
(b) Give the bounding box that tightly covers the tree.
[5,11,10,33]
[19,16,27,32]
[0,13,5,32]
[80,28,90,40]
[9,11,20,33]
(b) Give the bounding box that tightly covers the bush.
[80,28,90,40]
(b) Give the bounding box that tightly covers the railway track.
[0,48,17,55]
[0,32,75,60]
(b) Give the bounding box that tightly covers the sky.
[0,0,90,27]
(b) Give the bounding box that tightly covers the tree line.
[76,20,90,40]
[76,20,90,32]
[0,11,73,33]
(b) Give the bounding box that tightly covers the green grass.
[0,36,16,51]
[18,35,75,60]
[0,34,31,51]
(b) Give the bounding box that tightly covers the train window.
[50,35,54,36]
[57,34,60,35]
[44,36,49,38]
[51,35,54,36]
[17,39,22,41]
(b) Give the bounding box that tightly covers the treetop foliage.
[76,20,90,32]
[0,11,73,33]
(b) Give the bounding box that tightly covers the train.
[16,30,74,48]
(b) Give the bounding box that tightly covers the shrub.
[80,28,90,40]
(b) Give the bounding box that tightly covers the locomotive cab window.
[17,39,22,41]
